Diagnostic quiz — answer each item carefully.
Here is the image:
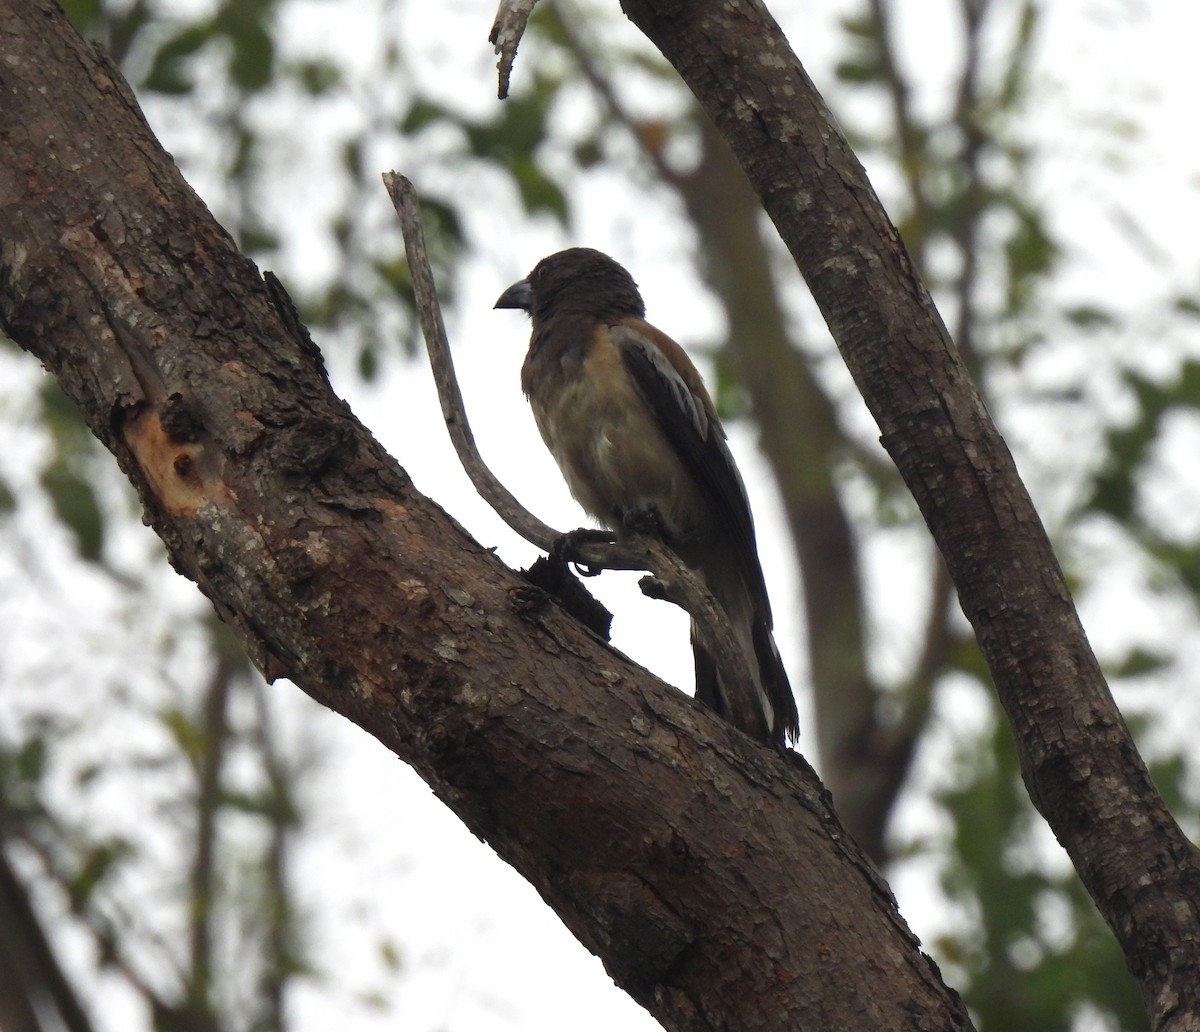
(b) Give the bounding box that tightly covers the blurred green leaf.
[358,344,379,381]
[512,156,568,221]
[40,460,104,562]
[1090,362,1200,520]
[143,23,214,95]
[222,787,300,827]
[240,223,281,255]
[1173,296,1200,319]
[159,706,205,764]
[464,91,551,160]
[39,378,92,445]
[1108,648,1169,678]
[16,735,48,784]
[573,139,602,168]
[995,2,1040,111]
[833,14,885,84]
[341,138,364,180]
[69,837,133,912]
[378,937,404,972]
[227,18,275,91]
[1004,206,1056,312]
[708,343,750,422]
[291,59,341,95]
[835,56,885,84]
[940,719,1142,1030]
[401,100,451,135]
[1062,304,1117,330]
[60,0,103,33]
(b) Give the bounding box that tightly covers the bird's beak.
[494,278,533,311]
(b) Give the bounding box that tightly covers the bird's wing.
[610,318,773,623]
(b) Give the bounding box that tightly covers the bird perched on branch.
[495,247,799,748]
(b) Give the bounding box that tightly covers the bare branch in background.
[188,649,237,1023]
[547,5,678,186]
[0,849,97,1032]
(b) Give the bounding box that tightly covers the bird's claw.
[551,527,617,577]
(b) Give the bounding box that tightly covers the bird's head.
[494,247,645,323]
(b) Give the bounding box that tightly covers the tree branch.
[618,0,1200,1027]
[488,0,540,100]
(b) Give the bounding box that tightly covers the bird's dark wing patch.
[611,319,773,622]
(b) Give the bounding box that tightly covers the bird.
[495,247,799,748]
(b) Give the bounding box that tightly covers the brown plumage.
[496,247,798,748]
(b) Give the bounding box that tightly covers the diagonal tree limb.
[617,0,1200,1028]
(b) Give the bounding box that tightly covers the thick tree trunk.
[619,0,1200,1029]
[0,2,973,1030]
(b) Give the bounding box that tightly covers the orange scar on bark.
[124,406,230,517]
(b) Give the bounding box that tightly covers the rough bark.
[618,0,1200,1029]
[0,3,973,1030]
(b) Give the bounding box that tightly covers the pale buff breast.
[529,336,711,539]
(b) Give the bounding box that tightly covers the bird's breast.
[525,333,708,538]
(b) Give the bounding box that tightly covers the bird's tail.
[691,584,798,748]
